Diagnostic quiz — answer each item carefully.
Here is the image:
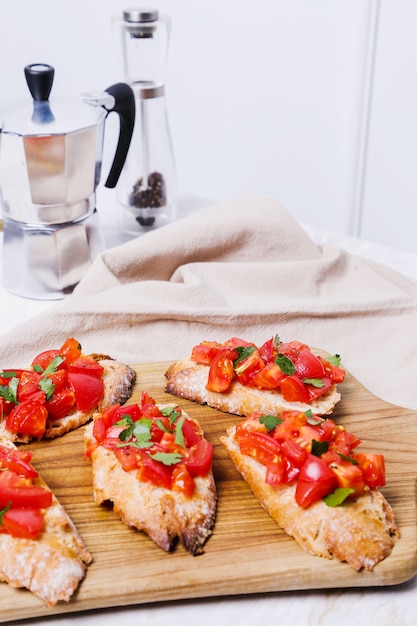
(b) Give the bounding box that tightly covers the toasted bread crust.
[0,441,92,606]
[84,411,217,556]
[220,426,399,571]
[0,358,136,443]
[165,359,340,417]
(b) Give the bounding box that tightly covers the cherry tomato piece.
[67,372,104,412]
[0,470,53,509]
[206,349,237,392]
[1,507,45,540]
[6,399,48,438]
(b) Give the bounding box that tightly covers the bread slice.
[220,425,399,571]
[0,440,92,606]
[165,359,340,417]
[0,356,136,444]
[84,404,216,555]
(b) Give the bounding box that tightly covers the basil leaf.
[0,502,11,524]
[150,451,183,466]
[302,378,324,388]
[0,371,18,379]
[328,354,341,367]
[0,384,17,404]
[306,412,323,426]
[39,377,55,400]
[155,418,171,433]
[273,334,280,350]
[260,414,283,432]
[0,377,19,404]
[275,354,295,375]
[42,356,64,376]
[233,346,256,367]
[311,439,329,457]
[160,406,181,425]
[337,453,359,465]
[323,487,355,507]
[174,414,186,448]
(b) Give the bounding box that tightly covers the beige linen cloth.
[2,195,417,411]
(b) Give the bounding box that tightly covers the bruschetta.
[0,338,136,443]
[220,410,399,571]
[165,334,345,417]
[84,391,216,555]
[0,439,92,606]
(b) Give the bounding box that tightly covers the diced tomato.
[237,430,282,467]
[206,349,237,392]
[60,338,82,366]
[31,350,61,372]
[92,417,107,444]
[258,337,277,363]
[16,370,42,403]
[279,341,309,360]
[45,388,76,419]
[234,349,264,381]
[191,341,223,365]
[184,438,213,477]
[265,456,286,485]
[331,429,361,456]
[0,470,53,509]
[294,349,326,379]
[295,454,338,507]
[329,458,365,496]
[274,411,307,442]
[182,419,201,447]
[136,451,172,490]
[0,446,38,478]
[251,362,283,390]
[114,446,140,472]
[281,439,307,468]
[354,453,385,488]
[224,337,252,349]
[306,377,332,401]
[280,376,310,403]
[1,508,45,540]
[6,399,48,438]
[46,368,68,393]
[68,357,104,379]
[319,357,345,383]
[68,372,104,412]
[172,463,195,497]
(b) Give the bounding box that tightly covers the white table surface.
[1,193,417,626]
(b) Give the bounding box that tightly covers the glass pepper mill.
[112,8,177,233]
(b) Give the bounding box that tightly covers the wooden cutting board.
[1,361,417,623]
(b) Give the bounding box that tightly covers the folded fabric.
[1,194,417,410]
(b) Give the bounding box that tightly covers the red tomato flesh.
[1,508,44,540]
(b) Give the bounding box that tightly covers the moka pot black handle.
[103,83,135,189]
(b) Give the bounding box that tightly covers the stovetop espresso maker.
[0,63,135,299]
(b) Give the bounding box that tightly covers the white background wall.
[0,0,416,252]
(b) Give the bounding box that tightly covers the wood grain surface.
[1,361,417,623]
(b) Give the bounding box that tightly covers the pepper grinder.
[112,8,177,233]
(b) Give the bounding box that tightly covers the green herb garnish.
[0,502,11,524]
[302,378,324,388]
[311,439,329,457]
[260,414,283,432]
[323,488,355,507]
[328,354,342,367]
[275,354,295,375]
[150,451,183,466]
